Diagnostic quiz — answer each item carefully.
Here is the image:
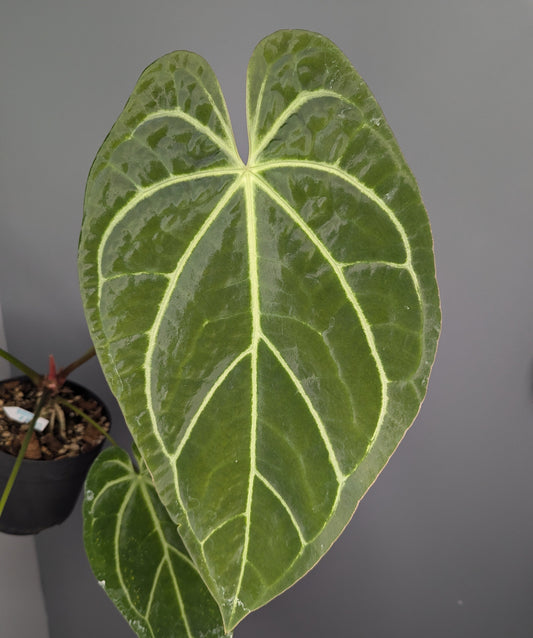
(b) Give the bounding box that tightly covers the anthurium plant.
[79,29,440,637]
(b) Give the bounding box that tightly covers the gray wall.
[1,1,532,637]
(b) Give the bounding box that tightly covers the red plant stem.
[58,346,96,384]
[47,354,58,392]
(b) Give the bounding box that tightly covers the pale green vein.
[110,459,137,472]
[132,109,241,165]
[261,333,344,485]
[107,160,149,189]
[96,167,242,304]
[113,483,148,628]
[89,475,131,509]
[144,176,245,461]
[229,171,260,624]
[168,544,199,572]
[339,259,408,270]
[146,557,165,622]
[260,543,305,596]
[245,561,268,590]
[255,159,422,303]
[171,348,252,464]
[263,314,358,443]
[410,379,424,402]
[255,471,306,545]
[248,89,356,164]
[139,479,194,638]
[182,65,241,162]
[264,312,324,340]
[252,173,388,450]
[247,72,269,145]
[102,271,171,284]
[199,513,244,547]
[359,121,411,179]
[114,127,175,177]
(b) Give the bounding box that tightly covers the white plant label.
[3,406,49,432]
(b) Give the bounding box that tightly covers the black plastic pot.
[0,378,110,535]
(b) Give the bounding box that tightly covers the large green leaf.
[83,447,231,638]
[79,29,440,631]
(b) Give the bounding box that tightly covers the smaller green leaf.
[83,447,231,638]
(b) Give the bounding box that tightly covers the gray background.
[0,315,49,638]
[1,1,532,636]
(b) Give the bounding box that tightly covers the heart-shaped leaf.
[83,447,231,638]
[79,29,440,631]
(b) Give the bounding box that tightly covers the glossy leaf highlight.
[79,30,440,631]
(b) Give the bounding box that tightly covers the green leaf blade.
[80,29,440,632]
[83,447,230,638]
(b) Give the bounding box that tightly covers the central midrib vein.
[230,169,260,623]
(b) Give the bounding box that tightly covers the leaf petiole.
[57,346,96,385]
[0,347,41,386]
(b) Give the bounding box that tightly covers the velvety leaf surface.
[83,447,230,638]
[79,30,440,631]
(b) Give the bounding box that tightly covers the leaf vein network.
[249,89,357,163]
[113,483,149,628]
[129,108,239,164]
[142,177,243,444]
[90,475,131,510]
[256,159,422,304]
[171,348,252,464]
[261,333,344,485]
[251,171,389,449]
[255,470,306,545]
[139,479,194,638]
[96,167,241,304]
[228,171,260,622]
[199,513,245,547]
[173,63,241,161]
